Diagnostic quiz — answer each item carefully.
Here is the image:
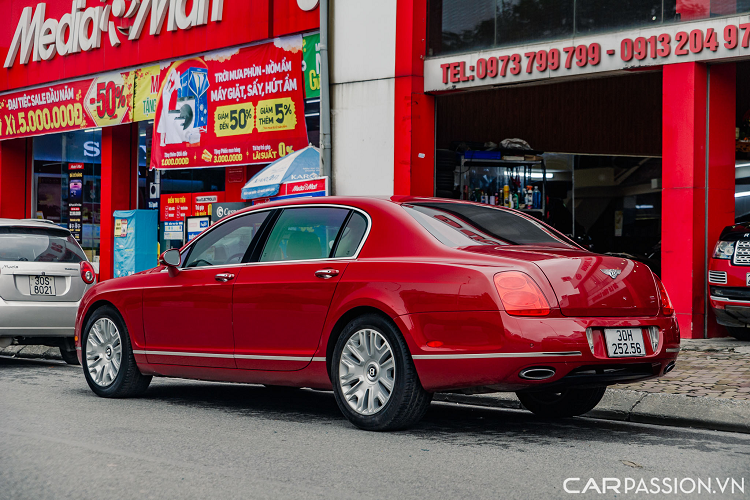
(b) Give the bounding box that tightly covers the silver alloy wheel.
[338,328,396,415]
[85,317,123,387]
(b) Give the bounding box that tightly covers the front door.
[233,206,356,370]
[143,210,271,368]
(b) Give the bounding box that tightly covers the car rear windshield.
[0,226,86,263]
[404,203,575,248]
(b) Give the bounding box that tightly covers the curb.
[435,389,750,434]
[0,345,63,361]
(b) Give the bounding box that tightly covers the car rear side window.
[260,207,350,262]
[0,226,86,263]
[405,203,574,247]
[333,212,368,258]
[184,211,269,268]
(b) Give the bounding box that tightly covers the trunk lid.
[461,246,660,317]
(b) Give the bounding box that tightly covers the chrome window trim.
[175,203,372,271]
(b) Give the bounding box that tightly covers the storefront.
[0,0,320,279]
[412,0,749,339]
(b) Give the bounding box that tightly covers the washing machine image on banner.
[157,61,209,147]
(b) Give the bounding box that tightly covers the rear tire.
[726,326,750,341]
[59,345,80,365]
[516,387,606,418]
[331,314,432,431]
[82,306,151,398]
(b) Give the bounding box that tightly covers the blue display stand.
[113,210,158,278]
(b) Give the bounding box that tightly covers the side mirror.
[160,248,181,268]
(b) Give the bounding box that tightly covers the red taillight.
[80,261,96,285]
[494,271,550,316]
[655,276,674,316]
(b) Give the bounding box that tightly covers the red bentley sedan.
[75,196,680,430]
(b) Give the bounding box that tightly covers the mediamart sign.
[425,14,750,92]
[4,0,226,68]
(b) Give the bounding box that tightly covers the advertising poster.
[163,221,184,241]
[0,71,134,140]
[68,163,84,242]
[186,216,211,241]
[160,193,192,222]
[149,36,308,170]
[134,65,162,123]
[302,34,320,99]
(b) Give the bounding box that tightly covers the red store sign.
[160,191,225,221]
[425,14,750,92]
[0,0,319,93]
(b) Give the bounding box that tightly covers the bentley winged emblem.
[600,269,622,279]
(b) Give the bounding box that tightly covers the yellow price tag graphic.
[214,103,255,137]
[256,98,297,133]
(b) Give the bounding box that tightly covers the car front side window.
[183,211,270,268]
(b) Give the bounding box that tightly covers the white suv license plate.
[604,328,646,358]
[29,275,56,296]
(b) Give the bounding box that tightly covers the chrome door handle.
[215,273,235,282]
[315,269,339,279]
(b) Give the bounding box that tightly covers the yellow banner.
[84,71,135,128]
[256,98,297,133]
[214,103,255,137]
[134,65,161,122]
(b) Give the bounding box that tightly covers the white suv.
[0,219,96,364]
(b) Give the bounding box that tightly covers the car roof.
[0,219,71,232]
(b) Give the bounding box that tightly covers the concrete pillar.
[662,62,736,338]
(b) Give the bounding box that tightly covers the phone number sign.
[425,15,750,91]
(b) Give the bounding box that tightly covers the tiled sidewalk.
[617,338,750,400]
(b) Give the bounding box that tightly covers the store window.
[427,0,750,56]
[32,129,102,265]
[495,0,574,48]
[576,0,664,35]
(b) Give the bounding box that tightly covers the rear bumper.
[0,297,79,338]
[405,311,680,392]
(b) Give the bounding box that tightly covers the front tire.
[82,306,151,398]
[726,326,750,341]
[516,387,606,418]
[331,314,432,431]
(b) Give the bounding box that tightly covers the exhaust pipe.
[663,361,676,375]
[519,367,556,380]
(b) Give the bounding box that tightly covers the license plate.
[604,328,646,357]
[746,272,750,286]
[29,275,56,296]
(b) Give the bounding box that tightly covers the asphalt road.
[1,357,749,500]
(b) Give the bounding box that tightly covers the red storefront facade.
[387,1,743,339]
[0,0,319,281]
[0,0,745,340]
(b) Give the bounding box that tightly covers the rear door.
[232,207,369,370]
[0,225,87,303]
